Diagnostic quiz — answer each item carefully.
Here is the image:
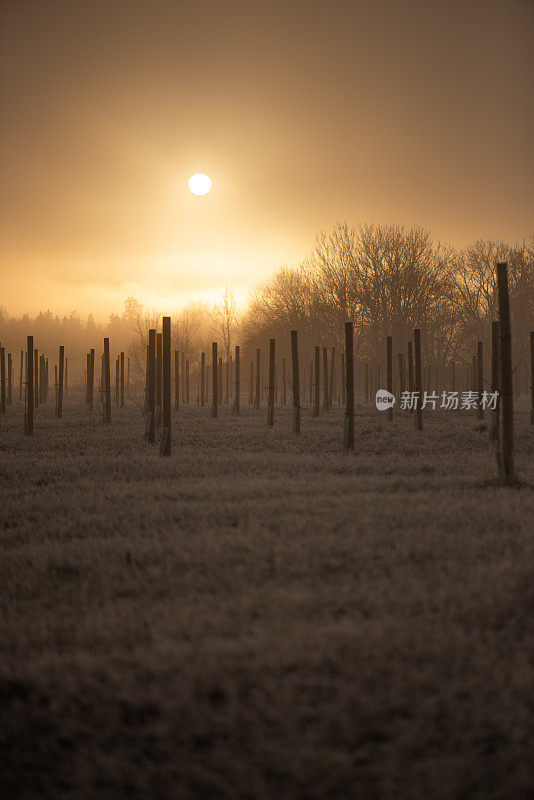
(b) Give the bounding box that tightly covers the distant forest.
[1,224,533,382]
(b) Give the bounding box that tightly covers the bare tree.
[211,288,238,361]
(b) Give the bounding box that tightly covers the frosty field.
[1,397,533,799]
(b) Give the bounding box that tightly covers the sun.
[188,173,212,196]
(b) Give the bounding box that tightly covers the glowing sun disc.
[188,173,212,195]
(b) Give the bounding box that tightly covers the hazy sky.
[1,0,533,319]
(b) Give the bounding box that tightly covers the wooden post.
[0,348,5,414]
[291,330,300,435]
[186,359,190,404]
[19,350,23,402]
[267,338,275,427]
[477,342,484,420]
[322,346,329,411]
[34,348,39,408]
[156,332,162,426]
[115,356,120,405]
[103,338,111,423]
[414,328,423,431]
[314,346,320,417]
[25,336,34,435]
[497,263,514,482]
[530,331,534,425]
[7,352,12,405]
[200,352,205,407]
[211,343,218,418]
[235,345,240,414]
[386,336,393,422]
[161,316,171,456]
[57,345,64,419]
[120,352,125,407]
[253,348,260,409]
[174,351,179,411]
[344,322,354,451]
[329,347,336,409]
[490,322,499,440]
[282,357,287,405]
[147,330,156,442]
[89,349,95,410]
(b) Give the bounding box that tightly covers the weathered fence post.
[322,346,329,411]
[490,321,500,441]
[156,332,162,427]
[160,316,171,456]
[477,342,484,420]
[25,336,34,435]
[414,328,423,431]
[254,348,260,409]
[267,338,275,427]
[497,262,514,483]
[344,322,354,451]
[103,338,111,423]
[386,335,393,422]
[235,345,240,414]
[120,352,125,407]
[19,350,23,402]
[212,342,218,418]
[314,346,320,417]
[146,330,156,442]
[291,330,300,435]
[174,351,179,411]
[57,345,64,419]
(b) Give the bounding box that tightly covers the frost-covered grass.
[1,394,533,799]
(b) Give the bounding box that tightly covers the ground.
[1,393,533,799]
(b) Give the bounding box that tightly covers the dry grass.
[1,394,533,799]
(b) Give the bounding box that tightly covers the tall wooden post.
[120,352,125,407]
[414,328,423,431]
[322,346,329,411]
[200,352,205,407]
[267,338,275,427]
[34,349,39,409]
[103,338,111,423]
[161,316,171,456]
[57,345,64,419]
[25,336,34,435]
[313,346,320,417]
[0,348,5,415]
[235,345,240,414]
[19,350,23,402]
[7,352,12,405]
[186,359,190,404]
[386,335,393,422]
[255,348,261,409]
[344,322,354,451]
[174,351,179,411]
[291,330,300,435]
[147,330,156,442]
[156,333,162,427]
[497,263,514,482]
[477,341,484,420]
[490,322,499,440]
[212,343,218,418]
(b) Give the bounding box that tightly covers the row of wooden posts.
[5,264,532,483]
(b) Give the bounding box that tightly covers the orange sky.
[1,0,533,319]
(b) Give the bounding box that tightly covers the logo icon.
[375,389,396,411]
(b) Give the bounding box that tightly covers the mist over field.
[2,1,534,798]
